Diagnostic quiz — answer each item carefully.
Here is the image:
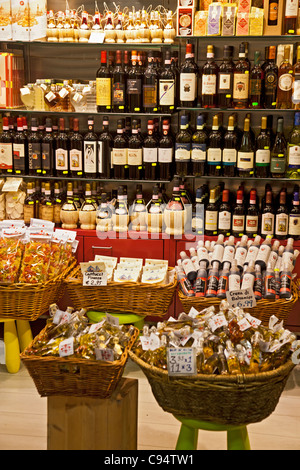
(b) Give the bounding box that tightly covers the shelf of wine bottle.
[180,175,300,182]
[177,107,296,113]
[0,39,179,49]
[1,109,175,117]
[2,174,171,184]
[176,35,300,41]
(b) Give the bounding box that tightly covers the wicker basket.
[178,279,300,326]
[64,266,177,317]
[21,325,139,398]
[129,351,295,426]
[0,259,77,322]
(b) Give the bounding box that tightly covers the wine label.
[237,151,254,170]
[159,79,175,106]
[41,142,52,171]
[112,82,126,106]
[143,84,158,108]
[28,142,41,171]
[202,74,217,95]
[191,143,206,161]
[205,210,218,231]
[275,213,288,236]
[55,148,68,171]
[70,148,83,172]
[245,245,259,264]
[207,147,222,164]
[285,0,298,17]
[265,71,278,95]
[270,156,286,173]
[175,143,191,161]
[246,215,258,233]
[256,149,270,166]
[13,143,25,170]
[241,272,255,290]
[278,73,293,91]
[232,214,245,231]
[158,147,173,163]
[218,73,231,93]
[143,147,158,163]
[261,212,274,235]
[96,77,111,106]
[0,143,13,169]
[288,214,300,236]
[98,141,103,174]
[288,145,300,168]
[222,148,236,165]
[218,210,231,230]
[127,79,142,95]
[128,148,142,166]
[84,141,97,173]
[233,73,249,100]
[112,148,127,165]
[222,245,235,264]
[180,73,196,101]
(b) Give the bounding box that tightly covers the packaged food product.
[0,225,26,283]
[18,228,52,283]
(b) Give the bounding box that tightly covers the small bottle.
[241,260,255,290]
[96,193,112,232]
[23,182,36,225]
[130,184,147,231]
[226,340,241,375]
[282,238,295,267]
[194,261,207,298]
[146,185,164,234]
[197,240,210,268]
[255,235,272,271]
[79,183,97,230]
[235,235,248,271]
[264,262,276,299]
[180,251,197,282]
[40,182,54,222]
[112,186,129,232]
[280,263,292,298]
[229,259,241,292]
[248,332,261,374]
[244,235,261,266]
[176,264,195,297]
[253,264,263,300]
[211,234,225,269]
[206,261,219,297]
[217,261,230,298]
[269,240,280,269]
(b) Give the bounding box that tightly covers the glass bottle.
[255,116,271,178]
[69,118,84,178]
[192,187,206,236]
[127,50,143,113]
[292,45,300,110]
[159,50,175,113]
[55,117,69,177]
[23,182,36,225]
[112,119,127,180]
[143,50,158,113]
[245,189,259,238]
[237,117,254,177]
[218,189,232,236]
[191,114,207,177]
[143,120,158,180]
[98,116,113,179]
[28,117,42,176]
[164,178,185,236]
[175,115,191,177]
[275,190,289,240]
[146,185,164,234]
[207,115,222,176]
[226,340,241,375]
[79,183,97,230]
[128,119,143,180]
[218,45,234,109]
[83,116,98,178]
[41,118,54,176]
[96,50,112,112]
[222,115,237,177]
[264,46,278,109]
[232,189,245,237]
[40,182,54,222]
[60,182,79,230]
[261,191,275,238]
[13,117,27,175]
[180,43,198,108]
[270,117,287,178]
[250,51,263,109]
[205,188,218,236]
[130,184,147,231]
[288,191,300,240]
[277,46,293,109]
[158,119,173,181]
[233,43,250,109]
[284,0,298,34]
[201,45,219,109]
[287,111,300,179]
[113,185,129,233]
[112,50,127,112]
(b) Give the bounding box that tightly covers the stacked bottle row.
[0,115,173,181]
[180,42,300,110]
[175,112,300,179]
[177,235,298,301]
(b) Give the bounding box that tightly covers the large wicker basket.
[178,279,300,326]
[64,266,177,317]
[0,259,77,321]
[129,351,295,426]
[21,325,139,398]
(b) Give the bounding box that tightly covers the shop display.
[133,306,300,374]
[177,234,299,299]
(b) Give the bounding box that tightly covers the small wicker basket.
[129,351,295,426]
[21,325,139,398]
[0,259,77,321]
[64,266,177,317]
[178,279,300,326]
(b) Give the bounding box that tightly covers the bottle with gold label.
[40,182,54,222]
[277,46,293,109]
[96,50,112,112]
[79,183,97,230]
[24,182,36,225]
[60,182,79,229]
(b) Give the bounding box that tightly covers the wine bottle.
[98,116,113,179]
[128,119,143,180]
[245,189,259,238]
[261,190,275,238]
[292,45,300,109]
[55,117,69,177]
[175,115,191,177]
[127,50,143,113]
[191,114,207,177]
[13,117,27,175]
[275,190,289,240]
[28,117,42,176]
[207,115,222,176]
[218,189,232,236]
[233,43,250,109]
[112,118,127,180]
[237,117,254,177]
[83,116,98,178]
[287,111,300,178]
[180,43,198,108]
[192,187,206,236]
[205,188,218,236]
[159,50,175,113]
[158,119,173,181]
[264,45,278,109]
[112,50,127,112]
[255,116,271,178]
[270,117,287,178]
[69,118,84,178]
[146,185,164,234]
[277,46,293,109]
[218,45,234,109]
[143,50,158,113]
[222,115,237,177]
[232,189,245,237]
[284,0,298,34]
[250,51,263,109]
[143,119,158,180]
[201,45,219,108]
[96,50,112,112]
[41,118,54,176]
[288,191,300,240]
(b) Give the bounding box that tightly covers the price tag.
[89,31,105,43]
[89,320,105,333]
[59,337,74,357]
[106,313,119,327]
[83,271,107,286]
[95,348,114,362]
[167,347,197,376]
[226,288,256,309]
[188,307,199,318]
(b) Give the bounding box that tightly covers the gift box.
[0,0,12,40]
[263,0,284,35]
[207,2,222,35]
[249,7,264,35]
[222,4,237,35]
[177,7,195,36]
[194,10,208,35]
[236,11,250,35]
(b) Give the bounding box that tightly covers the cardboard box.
[236,12,250,34]
[263,0,285,35]
[178,0,198,7]
[238,0,251,13]
[12,0,30,41]
[249,7,264,35]
[0,52,24,109]
[29,0,47,41]
[222,4,237,35]
[0,54,10,108]
[0,0,12,40]
[177,7,195,36]
[207,2,222,35]
[194,10,208,35]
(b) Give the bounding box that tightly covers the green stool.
[87,310,145,331]
[174,416,251,450]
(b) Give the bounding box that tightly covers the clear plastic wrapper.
[0,226,26,283]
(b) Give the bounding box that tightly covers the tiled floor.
[0,359,299,450]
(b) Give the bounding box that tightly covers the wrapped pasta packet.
[0,224,26,284]
[18,227,53,283]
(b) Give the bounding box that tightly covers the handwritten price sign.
[226,288,256,309]
[167,348,197,376]
[83,271,107,286]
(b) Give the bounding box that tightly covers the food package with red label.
[18,228,52,284]
[0,223,26,283]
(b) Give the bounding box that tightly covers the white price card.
[95,348,114,362]
[83,271,107,286]
[226,288,256,309]
[59,337,74,357]
[167,347,197,376]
